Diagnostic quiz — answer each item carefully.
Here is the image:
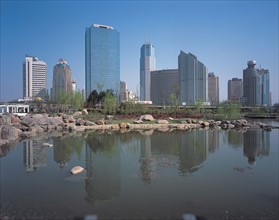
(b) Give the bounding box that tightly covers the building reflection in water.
[178,130,208,175]
[23,139,48,172]
[84,132,121,207]
[139,130,220,177]
[243,129,270,164]
[139,134,154,184]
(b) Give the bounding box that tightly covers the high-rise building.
[243,60,270,106]
[228,78,243,101]
[150,69,179,105]
[23,55,47,100]
[178,51,208,105]
[85,24,120,98]
[120,81,128,102]
[208,72,219,106]
[52,58,72,102]
[140,43,156,101]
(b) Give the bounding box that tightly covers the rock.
[106,115,114,120]
[70,166,84,175]
[119,122,127,129]
[139,114,154,121]
[10,115,21,124]
[169,117,174,120]
[201,121,210,127]
[73,111,82,117]
[0,125,22,141]
[134,119,143,124]
[82,109,88,115]
[157,120,169,124]
[111,124,119,130]
[95,120,105,125]
[84,120,95,126]
[0,115,12,125]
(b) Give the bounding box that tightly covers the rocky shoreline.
[0,111,278,146]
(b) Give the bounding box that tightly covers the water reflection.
[53,135,84,168]
[243,129,270,164]
[84,132,121,206]
[23,139,48,172]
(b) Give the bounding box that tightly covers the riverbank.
[1,111,278,147]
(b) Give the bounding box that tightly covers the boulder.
[0,115,11,125]
[111,124,119,130]
[201,121,210,127]
[134,119,143,124]
[84,120,95,126]
[95,120,105,125]
[139,114,154,121]
[82,109,88,115]
[70,166,84,175]
[119,122,127,129]
[105,115,114,120]
[73,111,82,117]
[1,125,22,141]
[157,120,169,124]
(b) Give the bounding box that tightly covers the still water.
[1,125,278,220]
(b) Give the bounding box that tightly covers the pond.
[1,124,278,220]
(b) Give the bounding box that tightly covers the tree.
[103,91,117,114]
[87,90,99,106]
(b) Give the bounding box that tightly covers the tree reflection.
[53,135,84,168]
[243,129,270,164]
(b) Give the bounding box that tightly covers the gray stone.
[139,114,154,121]
[157,120,169,124]
[82,109,88,115]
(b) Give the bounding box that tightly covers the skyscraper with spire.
[140,43,156,101]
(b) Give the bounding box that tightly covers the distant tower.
[208,72,219,106]
[85,24,120,98]
[228,78,243,101]
[179,51,208,105]
[52,58,72,102]
[243,60,270,106]
[23,55,47,100]
[140,43,156,101]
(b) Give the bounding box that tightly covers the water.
[1,124,278,220]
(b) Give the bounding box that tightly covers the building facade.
[178,51,208,105]
[228,78,243,102]
[120,81,128,102]
[243,60,270,106]
[150,69,179,105]
[52,58,73,102]
[140,43,156,101]
[208,72,219,106]
[85,24,120,98]
[23,55,47,100]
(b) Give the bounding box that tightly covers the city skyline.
[1,1,278,103]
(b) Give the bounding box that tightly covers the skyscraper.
[228,78,243,101]
[208,72,219,106]
[52,58,72,102]
[85,24,120,98]
[140,43,156,101]
[150,69,179,105]
[179,51,208,105]
[243,60,270,106]
[23,55,47,100]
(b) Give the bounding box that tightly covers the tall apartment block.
[208,72,219,106]
[85,24,120,98]
[178,51,208,105]
[23,55,47,100]
[243,60,270,106]
[228,78,243,101]
[52,58,73,102]
[150,69,179,105]
[140,43,156,101]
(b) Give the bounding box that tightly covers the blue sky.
[1,0,278,103]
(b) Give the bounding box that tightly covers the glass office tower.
[140,43,156,101]
[179,51,208,105]
[85,24,120,98]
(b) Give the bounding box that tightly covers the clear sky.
[1,0,278,103]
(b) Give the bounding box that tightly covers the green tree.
[103,91,117,114]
